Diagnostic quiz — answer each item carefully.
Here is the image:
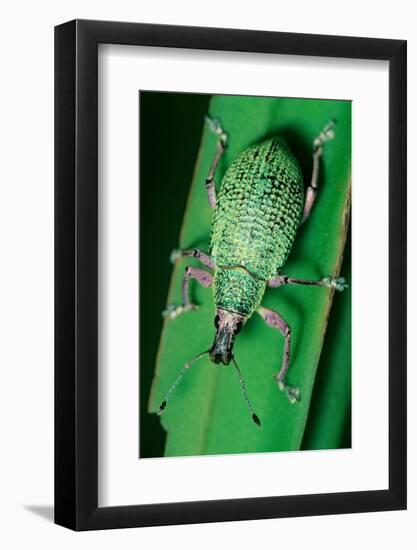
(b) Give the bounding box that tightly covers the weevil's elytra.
[159,116,347,425]
[211,137,304,285]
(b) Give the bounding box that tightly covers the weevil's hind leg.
[257,306,300,404]
[163,267,213,319]
[204,116,228,209]
[268,274,348,292]
[169,248,216,270]
[301,120,336,224]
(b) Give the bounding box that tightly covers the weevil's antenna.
[232,357,261,427]
[157,350,209,416]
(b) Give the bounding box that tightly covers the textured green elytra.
[210,137,304,317]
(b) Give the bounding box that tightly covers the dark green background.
[139,92,210,457]
[139,91,351,458]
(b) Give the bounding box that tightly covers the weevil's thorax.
[213,267,266,318]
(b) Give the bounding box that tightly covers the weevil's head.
[209,308,246,365]
[157,307,260,427]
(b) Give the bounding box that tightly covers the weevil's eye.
[214,315,220,329]
[235,321,243,335]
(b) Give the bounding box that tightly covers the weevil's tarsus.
[313,119,336,151]
[278,380,301,404]
[204,115,228,208]
[232,357,261,427]
[169,248,183,264]
[205,115,228,147]
[169,248,216,270]
[257,306,301,404]
[321,276,348,292]
[157,350,210,416]
[162,266,213,319]
[301,119,336,224]
[268,274,348,292]
[162,302,198,319]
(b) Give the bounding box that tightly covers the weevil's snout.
[209,347,230,365]
[209,336,232,365]
[209,309,245,365]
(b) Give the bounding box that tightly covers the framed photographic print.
[55,19,406,530]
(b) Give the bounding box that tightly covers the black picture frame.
[55,19,407,531]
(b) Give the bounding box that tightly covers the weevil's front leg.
[268,274,348,292]
[301,120,335,224]
[204,116,228,209]
[163,267,213,319]
[170,248,216,270]
[257,306,300,404]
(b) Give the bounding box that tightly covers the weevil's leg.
[170,248,216,270]
[163,266,213,319]
[257,306,300,404]
[204,116,228,209]
[301,120,336,224]
[268,274,348,292]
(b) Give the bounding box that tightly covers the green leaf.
[148,94,351,457]
[301,230,352,450]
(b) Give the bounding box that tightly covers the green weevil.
[158,115,347,426]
